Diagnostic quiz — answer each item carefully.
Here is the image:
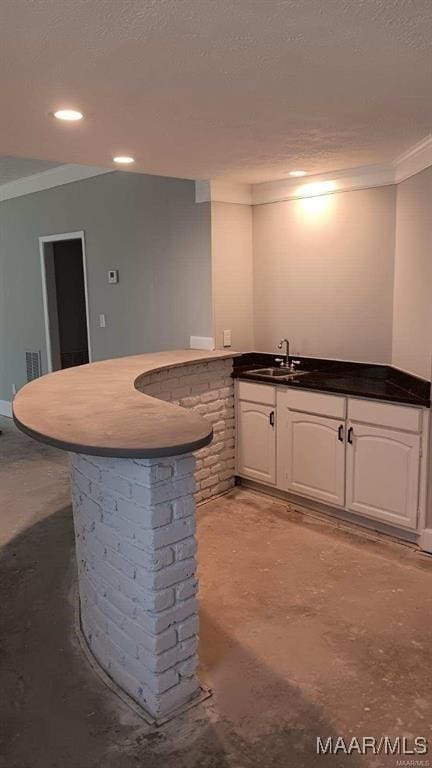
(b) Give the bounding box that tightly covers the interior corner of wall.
[195,180,211,204]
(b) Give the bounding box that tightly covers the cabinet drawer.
[348,398,422,433]
[236,380,276,405]
[277,387,345,419]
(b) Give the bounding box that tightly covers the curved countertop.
[13,350,238,459]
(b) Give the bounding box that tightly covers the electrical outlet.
[223,329,232,347]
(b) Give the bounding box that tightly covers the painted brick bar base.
[70,451,200,720]
[138,357,235,504]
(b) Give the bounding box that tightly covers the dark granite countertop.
[233,353,430,408]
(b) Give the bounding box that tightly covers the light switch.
[223,329,232,347]
[108,270,119,284]
[99,313,106,328]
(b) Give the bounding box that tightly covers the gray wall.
[252,186,396,362]
[0,171,212,401]
[392,166,432,380]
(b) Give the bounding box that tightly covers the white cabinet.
[346,422,420,530]
[236,400,276,484]
[235,382,426,534]
[278,410,346,507]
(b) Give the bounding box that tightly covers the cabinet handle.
[269,410,275,427]
[338,424,344,442]
[347,427,353,444]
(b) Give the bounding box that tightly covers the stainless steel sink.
[248,367,307,379]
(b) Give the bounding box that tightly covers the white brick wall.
[70,451,200,720]
[138,357,235,503]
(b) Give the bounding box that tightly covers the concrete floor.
[2,416,432,767]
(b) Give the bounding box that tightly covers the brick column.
[137,357,235,503]
[69,451,200,721]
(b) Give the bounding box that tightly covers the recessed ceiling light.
[289,170,307,177]
[113,156,135,164]
[53,109,83,121]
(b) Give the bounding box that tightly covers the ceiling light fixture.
[113,156,135,164]
[289,170,307,177]
[53,109,83,121]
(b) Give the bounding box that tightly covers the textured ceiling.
[1,0,432,183]
[0,156,61,185]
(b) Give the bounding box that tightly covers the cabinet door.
[279,411,346,506]
[346,422,420,529]
[236,401,276,484]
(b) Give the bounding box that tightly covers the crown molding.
[0,164,112,202]
[196,165,396,206]
[2,133,432,207]
[196,165,395,206]
[195,179,252,205]
[393,134,432,184]
[197,132,432,206]
[251,164,395,205]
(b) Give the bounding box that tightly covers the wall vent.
[25,350,42,382]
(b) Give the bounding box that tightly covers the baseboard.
[418,528,432,553]
[0,400,12,418]
[236,476,419,546]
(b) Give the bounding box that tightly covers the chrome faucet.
[276,339,301,371]
[277,338,290,368]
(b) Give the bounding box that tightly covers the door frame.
[39,231,92,372]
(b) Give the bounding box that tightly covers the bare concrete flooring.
[2,416,432,767]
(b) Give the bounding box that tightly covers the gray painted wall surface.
[0,171,212,401]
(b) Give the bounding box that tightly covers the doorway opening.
[39,231,91,372]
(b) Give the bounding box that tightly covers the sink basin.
[248,367,306,379]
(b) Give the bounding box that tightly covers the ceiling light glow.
[53,109,83,121]
[300,195,332,215]
[113,156,135,164]
[295,180,336,216]
[289,170,307,177]
[297,180,336,198]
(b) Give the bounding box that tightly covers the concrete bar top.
[13,349,238,458]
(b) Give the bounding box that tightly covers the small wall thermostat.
[108,269,119,284]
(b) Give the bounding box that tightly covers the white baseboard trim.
[190,336,215,351]
[0,400,12,418]
[418,528,432,553]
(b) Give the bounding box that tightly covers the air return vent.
[25,350,42,382]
